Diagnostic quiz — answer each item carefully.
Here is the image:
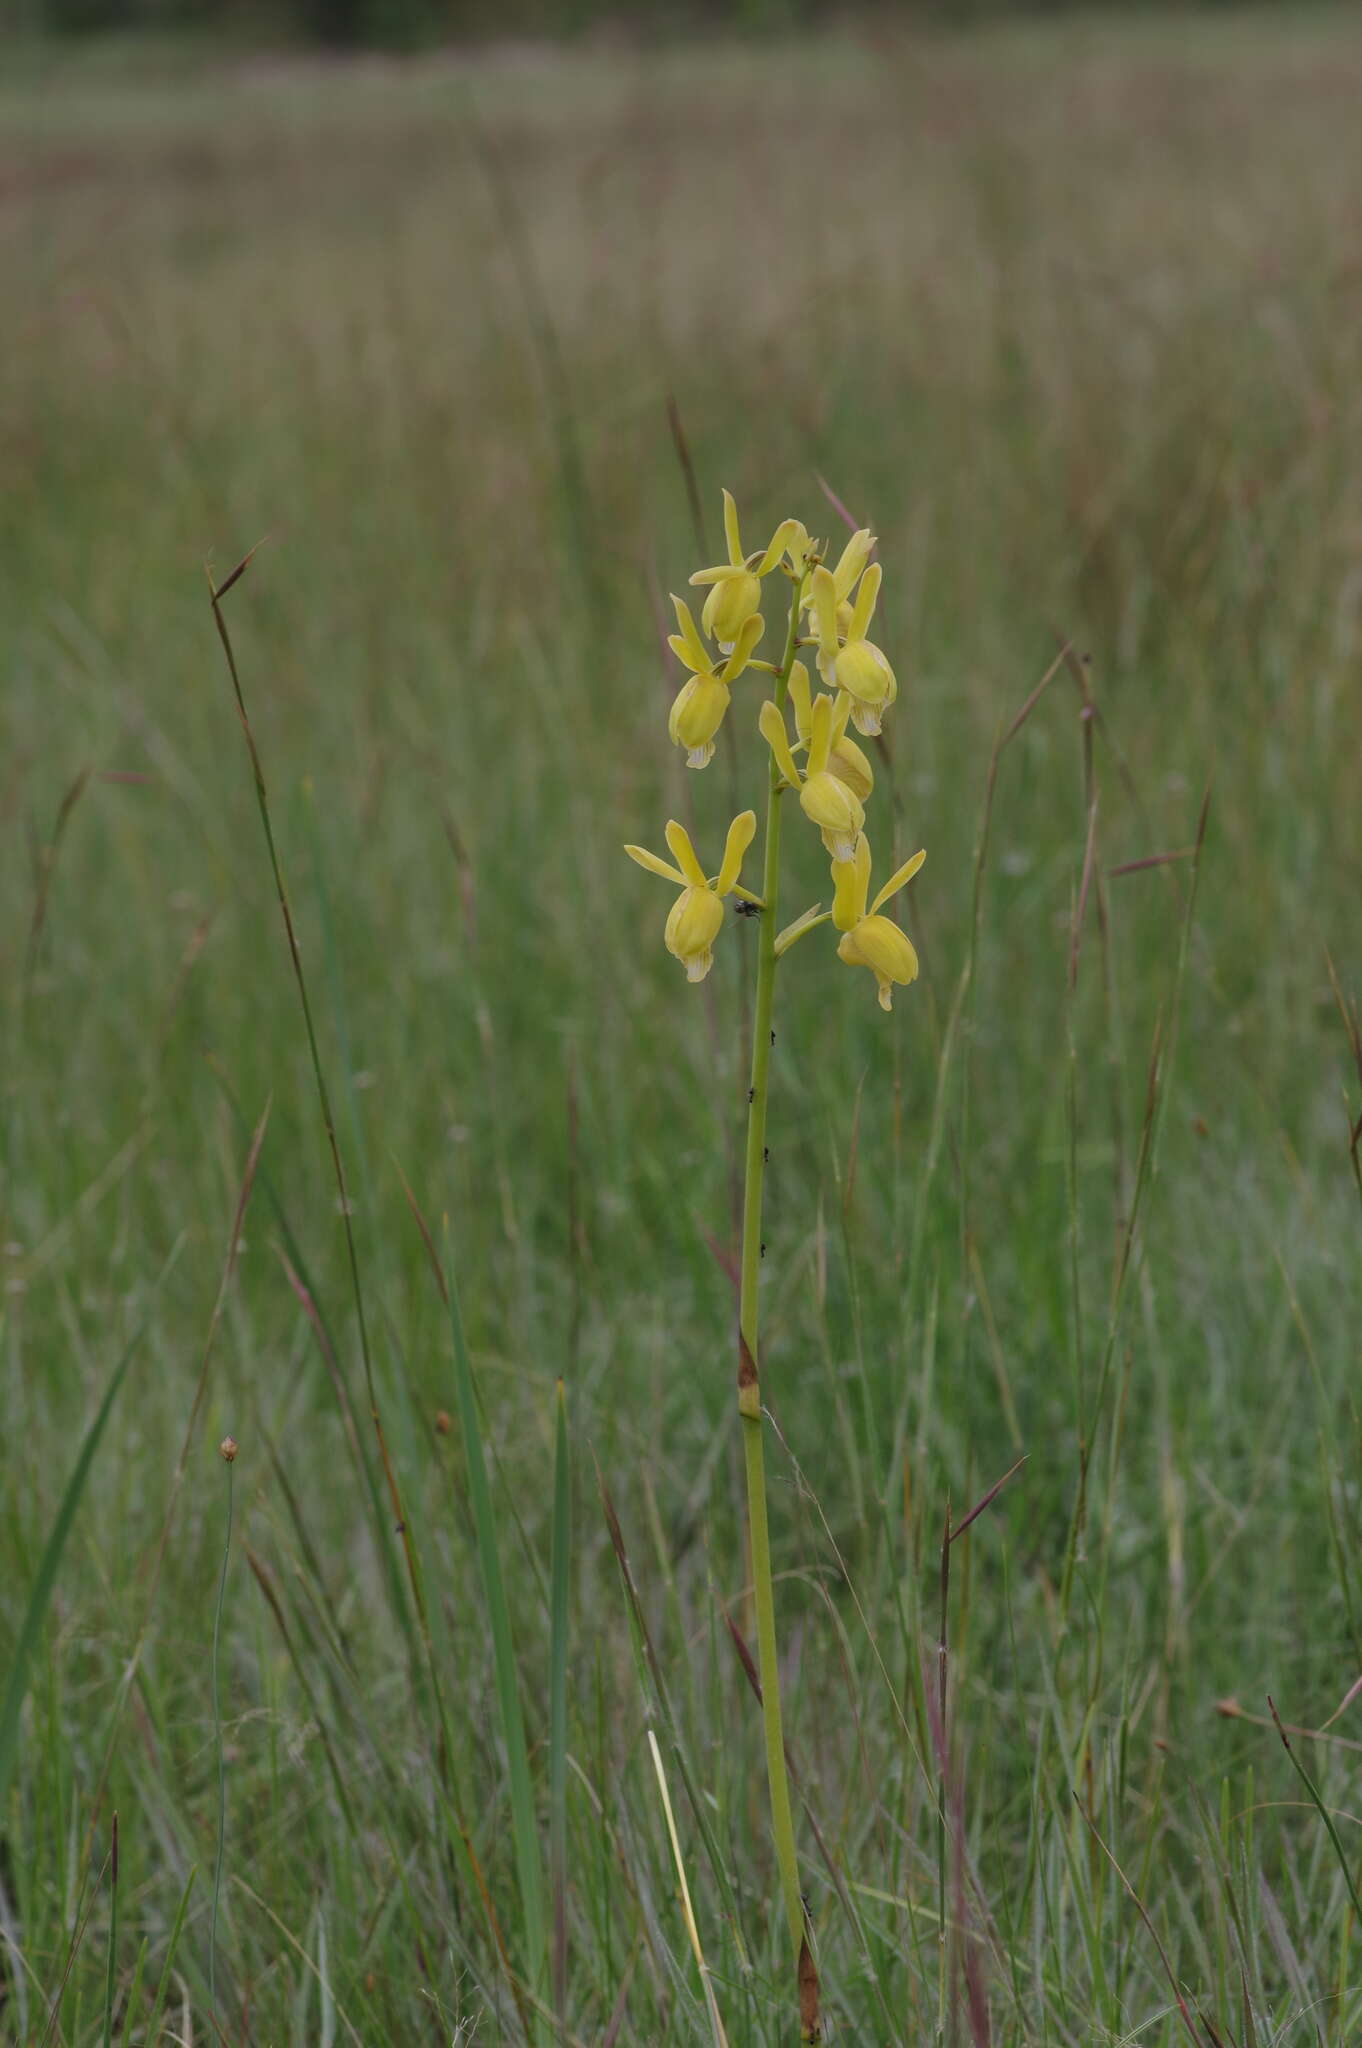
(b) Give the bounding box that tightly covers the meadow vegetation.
[3,13,1362,2041]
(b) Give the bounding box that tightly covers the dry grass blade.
[1109,848,1197,879]
[392,1154,449,1306]
[22,763,91,1010]
[948,1457,1028,1547]
[1069,793,1100,991]
[1266,1697,1362,1925]
[645,1730,728,2048]
[666,395,707,557]
[1002,642,1073,747]
[1324,953,1362,1207]
[1215,1698,1362,1755]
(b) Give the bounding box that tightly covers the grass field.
[4,11,1362,2042]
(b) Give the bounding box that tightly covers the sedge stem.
[738,575,806,1965]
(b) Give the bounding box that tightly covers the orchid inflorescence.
[623,491,927,2032]
[626,489,924,1011]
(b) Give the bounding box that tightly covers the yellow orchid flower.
[809,557,897,738]
[667,598,765,770]
[787,660,875,803]
[800,525,875,636]
[830,836,925,1010]
[759,691,865,862]
[689,490,803,649]
[623,812,758,983]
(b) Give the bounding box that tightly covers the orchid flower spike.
[689,490,803,650]
[787,661,875,803]
[809,556,897,737]
[623,813,759,983]
[830,836,926,1010]
[667,597,765,770]
[759,691,865,863]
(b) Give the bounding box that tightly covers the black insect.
[734,899,762,919]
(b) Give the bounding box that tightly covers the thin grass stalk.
[549,1379,571,2032]
[736,574,806,1973]
[206,561,427,1644]
[101,1814,118,2048]
[210,1441,236,2024]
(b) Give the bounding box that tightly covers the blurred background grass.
[4,8,1362,2042]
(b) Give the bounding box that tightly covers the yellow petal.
[669,674,730,756]
[847,560,881,643]
[754,518,802,577]
[665,884,725,975]
[830,834,871,931]
[810,565,840,654]
[722,486,743,567]
[870,847,926,916]
[758,698,801,788]
[716,810,758,896]
[799,771,863,845]
[835,637,895,710]
[829,732,874,802]
[701,572,761,647]
[806,691,833,777]
[663,820,707,888]
[831,528,875,603]
[787,660,813,742]
[669,596,710,674]
[624,844,687,886]
[721,609,766,680]
[838,913,919,990]
[782,520,812,577]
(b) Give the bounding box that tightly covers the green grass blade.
[548,1377,570,2032]
[144,1868,196,2048]
[443,1223,546,2024]
[0,1329,140,1812]
[117,1937,148,2048]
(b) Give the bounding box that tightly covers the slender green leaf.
[0,1330,140,1812]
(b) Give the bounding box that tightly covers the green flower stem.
[738,575,805,1964]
